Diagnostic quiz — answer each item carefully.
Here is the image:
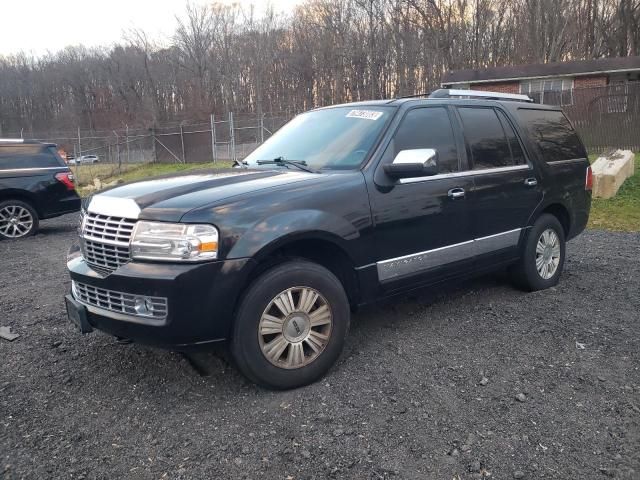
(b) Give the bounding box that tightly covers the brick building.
[441,56,640,106]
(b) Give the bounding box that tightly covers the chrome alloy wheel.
[258,286,333,369]
[536,228,561,280]
[0,205,34,238]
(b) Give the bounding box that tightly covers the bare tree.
[0,0,637,135]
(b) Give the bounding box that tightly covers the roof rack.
[396,92,431,99]
[428,88,533,103]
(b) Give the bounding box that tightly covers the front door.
[454,106,543,267]
[368,106,474,293]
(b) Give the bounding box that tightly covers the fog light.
[134,296,155,316]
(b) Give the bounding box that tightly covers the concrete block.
[591,150,635,199]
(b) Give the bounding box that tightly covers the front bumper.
[66,244,253,349]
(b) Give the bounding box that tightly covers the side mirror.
[383,148,439,179]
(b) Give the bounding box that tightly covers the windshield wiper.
[256,157,318,173]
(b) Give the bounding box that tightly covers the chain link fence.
[562,82,640,154]
[5,84,639,187]
[5,112,295,187]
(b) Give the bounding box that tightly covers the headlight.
[130,221,218,262]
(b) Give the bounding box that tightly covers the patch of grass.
[588,153,639,232]
[76,161,233,196]
[71,163,136,186]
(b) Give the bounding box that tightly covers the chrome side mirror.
[384,148,439,178]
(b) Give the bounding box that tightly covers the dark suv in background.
[0,139,81,239]
[66,89,592,389]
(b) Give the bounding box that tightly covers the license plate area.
[65,294,93,334]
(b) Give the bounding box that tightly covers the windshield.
[244,106,394,170]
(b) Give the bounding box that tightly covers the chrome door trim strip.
[398,164,530,184]
[354,263,376,271]
[0,166,68,173]
[377,240,475,281]
[546,158,587,165]
[376,228,522,281]
[474,228,522,256]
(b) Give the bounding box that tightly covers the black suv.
[0,140,81,239]
[66,90,592,389]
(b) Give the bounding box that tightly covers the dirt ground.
[1,214,638,479]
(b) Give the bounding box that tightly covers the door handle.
[448,187,465,199]
[524,177,538,187]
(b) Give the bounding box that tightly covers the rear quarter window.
[0,145,64,169]
[516,109,586,162]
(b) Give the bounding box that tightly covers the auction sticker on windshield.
[346,110,384,121]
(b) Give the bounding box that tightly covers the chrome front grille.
[83,239,130,273]
[83,212,136,244]
[72,281,168,320]
[81,212,137,273]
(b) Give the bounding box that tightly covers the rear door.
[515,108,591,239]
[454,106,543,267]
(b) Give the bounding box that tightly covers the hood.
[91,168,321,222]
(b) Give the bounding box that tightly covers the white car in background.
[69,155,99,165]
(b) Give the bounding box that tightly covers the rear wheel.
[0,200,38,239]
[231,260,350,390]
[510,213,565,291]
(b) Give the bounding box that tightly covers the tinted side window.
[458,107,513,170]
[516,109,587,162]
[47,147,67,166]
[496,110,526,165]
[0,145,62,169]
[391,107,459,173]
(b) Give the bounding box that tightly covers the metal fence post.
[260,113,265,144]
[77,127,82,158]
[125,124,130,165]
[151,127,157,163]
[180,124,186,163]
[229,112,236,162]
[210,114,217,163]
[113,130,120,172]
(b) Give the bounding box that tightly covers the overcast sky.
[0,0,301,57]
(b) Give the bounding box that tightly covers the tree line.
[0,0,638,135]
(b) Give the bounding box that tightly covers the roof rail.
[0,138,25,143]
[396,92,431,99]
[429,88,533,103]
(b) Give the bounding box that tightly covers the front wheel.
[231,260,350,390]
[510,213,566,291]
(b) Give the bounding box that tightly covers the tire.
[0,200,39,240]
[510,213,566,291]
[231,260,350,390]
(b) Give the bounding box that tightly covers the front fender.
[226,209,361,261]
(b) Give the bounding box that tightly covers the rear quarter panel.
[538,159,591,239]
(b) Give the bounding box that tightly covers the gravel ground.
[1,214,639,479]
